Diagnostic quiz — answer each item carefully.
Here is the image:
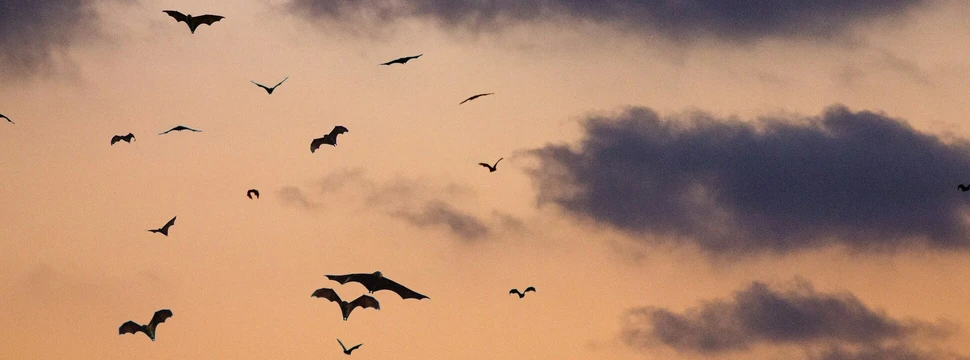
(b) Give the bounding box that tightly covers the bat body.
[163,10,224,34]
[119,309,173,341]
[311,126,349,153]
[326,271,429,300]
[479,158,503,172]
[111,133,136,145]
[247,189,259,199]
[380,54,422,65]
[311,288,380,321]
[148,216,176,236]
[459,93,494,105]
[159,125,202,135]
[509,286,536,298]
[959,184,970,192]
[251,77,288,94]
[0,114,12,124]
[337,339,362,355]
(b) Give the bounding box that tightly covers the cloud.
[278,186,322,210]
[623,280,963,360]
[390,201,490,241]
[527,105,970,255]
[285,0,926,42]
[0,0,105,79]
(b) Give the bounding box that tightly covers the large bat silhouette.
[479,158,503,172]
[337,339,362,355]
[163,10,224,34]
[111,133,135,145]
[326,271,429,300]
[159,125,202,135]
[148,216,176,236]
[311,288,380,321]
[509,286,536,298]
[310,126,349,153]
[251,77,288,94]
[380,54,422,65]
[119,309,173,341]
[459,93,494,105]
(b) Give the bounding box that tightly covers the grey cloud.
[0,0,105,79]
[278,186,322,210]
[391,201,490,241]
[527,105,970,255]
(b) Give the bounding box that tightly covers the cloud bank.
[0,0,104,79]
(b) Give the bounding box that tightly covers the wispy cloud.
[390,201,490,241]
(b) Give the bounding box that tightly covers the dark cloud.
[286,0,926,42]
[390,201,490,241]
[528,105,970,255]
[0,0,104,79]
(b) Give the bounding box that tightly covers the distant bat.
[326,271,429,300]
[0,114,12,124]
[251,76,288,94]
[310,126,349,153]
[479,158,503,172]
[159,125,202,135]
[163,10,224,34]
[311,288,380,321]
[148,216,176,236]
[247,189,259,199]
[337,339,362,355]
[509,287,536,298]
[381,54,422,65]
[459,93,494,105]
[111,133,136,145]
[959,184,970,192]
[119,309,173,341]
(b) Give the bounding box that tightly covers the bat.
[337,339,362,355]
[479,158,503,172]
[311,288,380,321]
[118,309,173,341]
[459,93,494,105]
[111,133,136,145]
[159,125,202,135]
[0,114,12,124]
[148,216,176,236]
[326,271,429,300]
[251,76,288,94]
[247,189,259,199]
[163,10,224,34]
[509,286,536,298]
[959,184,970,192]
[380,54,422,65]
[310,126,349,153]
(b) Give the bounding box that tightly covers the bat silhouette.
[509,286,536,298]
[163,10,224,34]
[111,133,136,145]
[311,126,349,153]
[159,125,202,135]
[337,339,362,355]
[959,184,970,192]
[380,54,422,65]
[148,216,176,236]
[326,271,429,300]
[247,189,259,199]
[479,158,503,172]
[0,114,12,124]
[119,309,173,341]
[251,76,288,94]
[459,93,494,105]
[311,288,380,321]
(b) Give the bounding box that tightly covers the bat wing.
[251,81,271,91]
[159,128,174,135]
[311,288,342,303]
[350,295,380,311]
[348,344,362,352]
[126,133,135,142]
[150,309,173,326]
[191,14,225,27]
[329,126,349,137]
[337,339,346,351]
[111,135,123,145]
[273,77,289,88]
[310,137,326,153]
[376,278,429,300]
[161,216,176,230]
[524,286,536,293]
[478,163,491,168]
[510,289,522,296]
[119,321,143,335]
[326,273,377,289]
[163,10,188,23]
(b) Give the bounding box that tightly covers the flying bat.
[159,125,202,135]
[247,189,259,199]
[959,184,970,192]
[0,114,12,124]
[163,10,224,34]
[459,93,494,105]
[311,288,380,321]
[509,287,536,298]
[148,216,176,236]
[310,126,349,153]
[380,54,422,65]
[326,271,429,300]
[337,339,362,355]
[118,309,173,341]
[111,133,136,145]
[479,158,503,172]
[251,76,288,94]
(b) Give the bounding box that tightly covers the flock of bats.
[0,9,536,356]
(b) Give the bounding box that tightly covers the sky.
[1,0,969,359]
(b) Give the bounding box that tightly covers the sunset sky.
[1,1,970,359]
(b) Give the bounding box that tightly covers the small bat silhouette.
[459,93,494,105]
[159,125,202,135]
[163,10,224,34]
[311,126,349,153]
[381,54,422,65]
[119,309,173,341]
[247,189,259,199]
[337,339,362,355]
[0,114,12,124]
[311,288,380,321]
[509,286,536,298]
[111,133,136,145]
[148,216,176,236]
[479,158,503,172]
[326,271,429,300]
[251,76,288,94]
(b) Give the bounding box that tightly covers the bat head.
[372,271,383,279]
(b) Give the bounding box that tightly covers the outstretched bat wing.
[111,135,123,145]
[375,278,429,300]
[524,286,536,293]
[251,81,271,91]
[328,126,348,137]
[325,273,376,288]
[311,288,342,303]
[509,289,522,296]
[150,309,173,327]
[310,137,326,153]
[163,10,188,23]
[478,163,491,168]
[161,216,176,231]
[349,295,380,311]
[273,76,289,88]
[118,321,143,335]
[190,15,224,27]
[348,344,362,352]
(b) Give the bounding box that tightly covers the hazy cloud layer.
[0,0,103,79]
[390,201,490,241]
[528,105,970,255]
[286,0,926,42]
